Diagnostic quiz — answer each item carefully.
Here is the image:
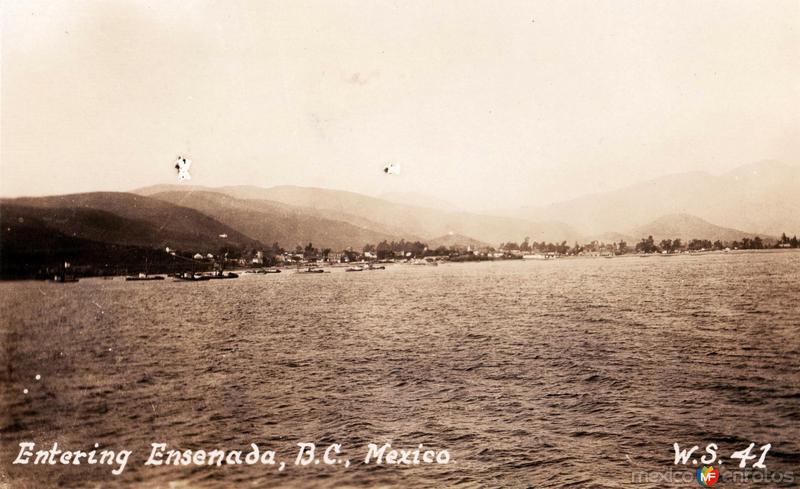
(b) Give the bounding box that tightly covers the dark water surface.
[1,251,799,488]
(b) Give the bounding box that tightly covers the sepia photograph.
[1,1,798,487]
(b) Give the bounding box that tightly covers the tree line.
[245,231,800,266]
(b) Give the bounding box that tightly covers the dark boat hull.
[173,274,211,281]
[209,272,239,279]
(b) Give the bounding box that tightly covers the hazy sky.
[2,0,798,209]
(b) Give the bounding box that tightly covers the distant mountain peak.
[723,159,797,179]
[629,213,769,242]
[506,159,799,238]
[428,233,490,249]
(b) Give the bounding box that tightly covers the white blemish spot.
[175,156,192,181]
[383,162,401,175]
[23,388,29,394]
[35,374,41,381]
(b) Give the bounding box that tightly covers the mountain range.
[1,160,796,277]
[508,160,799,239]
[135,184,578,245]
[628,214,769,243]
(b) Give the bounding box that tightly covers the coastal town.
[42,232,800,283]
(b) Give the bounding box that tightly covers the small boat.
[297,267,328,274]
[247,268,281,274]
[51,274,79,283]
[209,271,238,279]
[366,264,385,270]
[126,273,165,281]
[174,272,211,281]
[345,266,364,272]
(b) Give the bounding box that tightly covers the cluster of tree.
[730,237,764,250]
[685,239,723,251]
[775,233,800,248]
[359,240,502,260]
[632,233,800,253]
[500,237,570,254]
[246,231,800,267]
[288,243,331,261]
[634,236,658,253]
[569,241,621,255]
[427,245,484,256]
[364,239,428,259]
[635,235,736,253]
[498,232,800,256]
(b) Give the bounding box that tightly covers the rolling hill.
[147,190,404,250]
[0,207,215,279]
[1,193,263,252]
[136,184,580,245]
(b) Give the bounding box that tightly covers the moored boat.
[126,273,165,281]
[174,272,211,281]
[246,268,281,274]
[209,271,238,279]
[297,267,328,274]
[51,274,79,283]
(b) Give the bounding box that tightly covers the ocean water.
[1,251,798,488]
